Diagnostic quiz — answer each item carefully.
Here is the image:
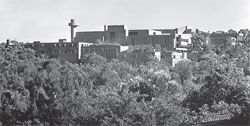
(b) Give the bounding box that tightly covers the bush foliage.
[0,43,249,125]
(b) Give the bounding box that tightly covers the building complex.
[20,19,249,66]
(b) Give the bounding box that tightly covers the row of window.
[129,32,139,36]
[33,43,78,47]
[172,54,185,59]
[52,43,77,47]
[129,37,173,48]
[81,44,91,47]
[82,48,118,53]
[43,50,76,54]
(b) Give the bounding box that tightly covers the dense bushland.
[0,43,249,125]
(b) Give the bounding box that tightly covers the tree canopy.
[0,42,249,125]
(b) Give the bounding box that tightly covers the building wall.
[237,33,244,43]
[171,52,188,66]
[159,29,177,35]
[25,42,80,63]
[75,31,104,43]
[128,30,149,36]
[179,34,192,44]
[75,25,126,44]
[247,34,250,42]
[127,35,175,50]
[161,51,187,66]
[81,44,121,60]
[160,51,172,66]
[105,25,126,44]
[148,29,162,35]
[78,42,93,59]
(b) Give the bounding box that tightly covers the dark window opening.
[110,32,115,41]
[129,32,138,36]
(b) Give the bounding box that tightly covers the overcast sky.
[0,0,249,42]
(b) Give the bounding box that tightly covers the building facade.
[105,25,127,44]
[74,31,104,43]
[24,24,194,66]
[81,43,129,60]
[126,29,176,51]
[74,25,127,45]
[24,41,92,63]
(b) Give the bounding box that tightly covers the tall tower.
[68,19,78,42]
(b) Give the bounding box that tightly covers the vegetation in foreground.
[0,43,249,125]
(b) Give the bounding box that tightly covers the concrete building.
[74,31,105,43]
[105,25,127,44]
[74,25,127,45]
[126,27,192,66]
[24,19,193,66]
[246,34,250,43]
[171,51,188,66]
[127,29,176,50]
[237,33,244,43]
[165,26,193,66]
[24,40,91,63]
[81,43,129,60]
[160,51,188,66]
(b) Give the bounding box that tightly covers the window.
[176,43,180,48]
[129,32,138,36]
[110,32,115,41]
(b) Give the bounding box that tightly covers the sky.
[0,0,249,42]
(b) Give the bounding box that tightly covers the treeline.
[0,43,249,125]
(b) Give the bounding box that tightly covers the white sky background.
[0,0,249,42]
